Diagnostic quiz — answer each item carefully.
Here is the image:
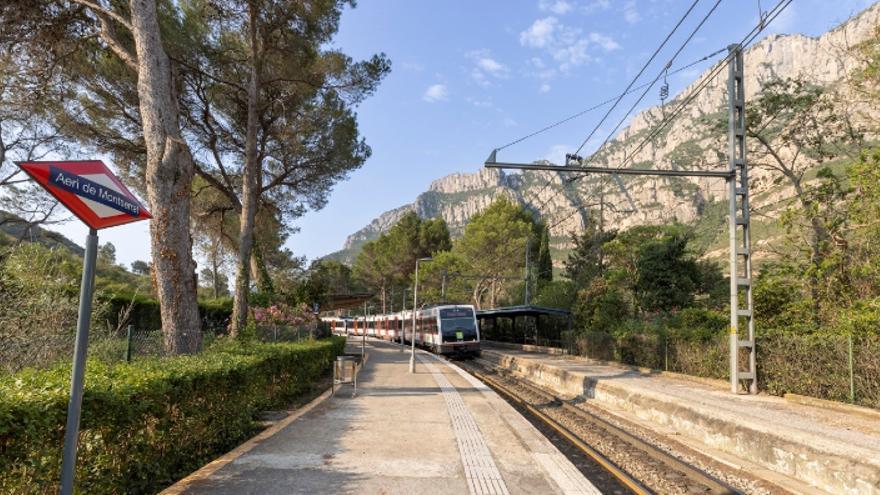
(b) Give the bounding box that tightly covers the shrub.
[0,336,345,494]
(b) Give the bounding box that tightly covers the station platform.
[163,338,599,495]
[481,343,880,495]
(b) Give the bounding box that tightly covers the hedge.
[105,295,233,334]
[0,336,345,494]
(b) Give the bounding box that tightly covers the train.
[323,304,481,357]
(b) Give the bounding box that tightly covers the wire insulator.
[660,83,669,101]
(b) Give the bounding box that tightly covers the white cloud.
[503,117,518,127]
[552,38,590,70]
[520,17,559,48]
[623,1,640,24]
[588,32,621,51]
[477,57,506,75]
[583,0,610,13]
[540,83,551,93]
[538,0,574,15]
[520,17,620,72]
[423,84,448,102]
[468,49,509,87]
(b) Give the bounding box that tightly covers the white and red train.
[323,304,481,357]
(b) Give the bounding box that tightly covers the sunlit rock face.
[329,4,880,264]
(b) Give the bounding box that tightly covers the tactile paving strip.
[420,356,511,495]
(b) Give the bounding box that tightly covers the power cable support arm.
[483,44,755,395]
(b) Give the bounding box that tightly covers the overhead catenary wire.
[468,0,795,290]
[494,46,728,153]
[577,0,724,161]
[541,0,797,237]
[597,0,795,177]
[489,46,731,233]
[569,0,705,159]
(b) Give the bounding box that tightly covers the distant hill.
[324,2,880,266]
[0,212,84,255]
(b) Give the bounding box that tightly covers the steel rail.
[464,361,742,495]
[464,366,650,495]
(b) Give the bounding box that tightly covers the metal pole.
[362,301,366,360]
[727,45,739,394]
[410,261,420,373]
[401,289,407,349]
[125,324,133,363]
[60,228,99,495]
[848,334,855,403]
[726,44,756,394]
[524,238,531,306]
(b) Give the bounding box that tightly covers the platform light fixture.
[410,257,433,373]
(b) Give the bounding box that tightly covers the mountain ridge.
[324,3,880,265]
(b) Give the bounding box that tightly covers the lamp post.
[400,288,411,349]
[410,257,433,373]
[362,301,368,360]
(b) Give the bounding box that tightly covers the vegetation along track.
[457,359,744,495]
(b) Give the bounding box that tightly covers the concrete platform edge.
[159,386,335,495]
[484,341,729,390]
[784,392,880,420]
[483,349,880,495]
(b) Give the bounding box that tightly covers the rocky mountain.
[325,3,880,265]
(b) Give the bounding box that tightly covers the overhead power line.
[600,0,794,176]
[539,0,797,234]
[569,0,704,159]
[576,0,724,160]
[475,0,794,280]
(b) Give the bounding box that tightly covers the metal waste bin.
[332,355,358,397]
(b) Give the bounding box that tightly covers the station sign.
[16,159,151,495]
[18,160,151,230]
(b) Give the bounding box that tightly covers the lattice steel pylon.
[727,44,757,394]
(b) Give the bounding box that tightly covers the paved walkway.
[168,338,599,495]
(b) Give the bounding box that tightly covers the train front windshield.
[440,308,477,342]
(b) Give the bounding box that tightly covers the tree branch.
[69,0,133,31]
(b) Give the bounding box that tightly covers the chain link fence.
[479,317,879,410]
[560,331,879,409]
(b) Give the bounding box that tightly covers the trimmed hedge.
[0,336,345,494]
[105,295,233,334]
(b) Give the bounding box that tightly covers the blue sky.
[48,0,876,270]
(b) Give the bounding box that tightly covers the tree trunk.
[211,250,220,299]
[790,174,829,326]
[230,1,261,337]
[249,242,274,294]
[129,0,201,353]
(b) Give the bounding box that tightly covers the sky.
[45,0,877,270]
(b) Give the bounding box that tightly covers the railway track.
[458,359,743,495]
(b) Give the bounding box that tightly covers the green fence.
[560,331,879,409]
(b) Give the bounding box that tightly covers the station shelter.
[476,305,572,350]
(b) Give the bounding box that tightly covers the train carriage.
[324,304,479,357]
[411,305,480,357]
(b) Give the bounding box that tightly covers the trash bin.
[332,355,358,396]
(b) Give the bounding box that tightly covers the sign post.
[17,160,151,495]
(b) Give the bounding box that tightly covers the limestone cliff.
[326,3,880,264]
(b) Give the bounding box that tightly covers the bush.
[105,294,232,334]
[0,336,345,494]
